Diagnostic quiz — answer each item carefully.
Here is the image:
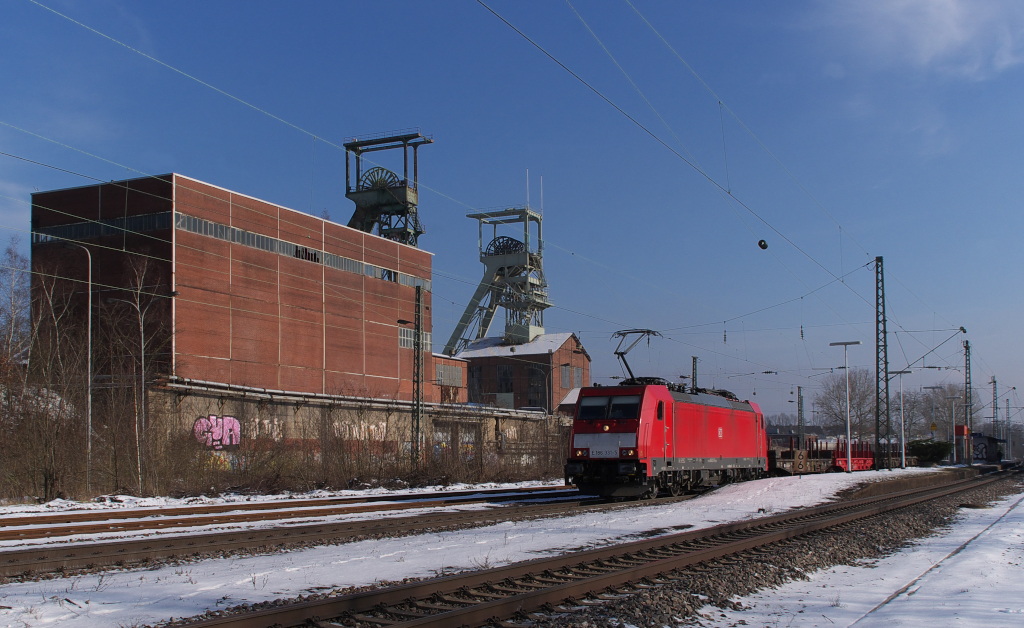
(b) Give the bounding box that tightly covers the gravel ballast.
[534,474,1023,628]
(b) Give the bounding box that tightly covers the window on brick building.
[497,365,513,393]
[560,365,570,388]
[528,367,546,408]
[399,327,414,349]
[435,364,462,387]
[468,366,482,403]
[573,366,583,388]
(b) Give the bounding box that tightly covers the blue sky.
[2,0,1023,419]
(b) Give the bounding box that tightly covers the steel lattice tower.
[344,131,433,247]
[875,256,891,469]
[444,206,550,355]
[964,339,972,463]
[992,376,998,438]
[412,285,423,469]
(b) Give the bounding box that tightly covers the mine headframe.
[344,129,433,247]
[444,205,551,356]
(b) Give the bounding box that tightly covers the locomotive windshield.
[609,396,641,419]
[577,395,641,420]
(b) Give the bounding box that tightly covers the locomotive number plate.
[590,448,618,458]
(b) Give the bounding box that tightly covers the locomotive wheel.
[668,483,682,497]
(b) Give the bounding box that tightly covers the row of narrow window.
[469,364,583,398]
[174,212,430,291]
[33,211,173,243]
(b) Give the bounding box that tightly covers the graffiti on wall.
[193,415,242,450]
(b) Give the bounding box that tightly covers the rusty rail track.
[181,472,1010,628]
[0,490,713,578]
[0,485,575,540]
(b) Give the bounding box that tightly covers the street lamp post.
[830,341,861,473]
[62,243,92,494]
[888,370,911,469]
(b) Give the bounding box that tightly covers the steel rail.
[0,488,579,542]
[0,492,709,577]
[182,473,1008,628]
[0,485,574,529]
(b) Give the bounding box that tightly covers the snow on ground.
[711,483,1024,628]
[0,500,523,549]
[0,468,942,628]
[0,480,563,517]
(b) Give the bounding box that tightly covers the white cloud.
[818,0,1024,79]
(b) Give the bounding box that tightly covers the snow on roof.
[432,353,467,362]
[558,388,581,407]
[455,332,577,359]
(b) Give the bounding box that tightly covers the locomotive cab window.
[578,396,610,420]
[608,396,641,419]
[657,401,664,420]
[578,395,641,420]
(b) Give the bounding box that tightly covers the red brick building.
[458,333,590,412]
[31,173,465,403]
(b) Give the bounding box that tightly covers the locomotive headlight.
[602,425,609,432]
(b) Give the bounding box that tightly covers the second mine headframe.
[344,129,433,247]
[443,205,551,356]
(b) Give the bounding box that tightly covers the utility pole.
[412,285,423,470]
[797,386,805,447]
[875,256,890,470]
[964,340,972,466]
[691,356,698,394]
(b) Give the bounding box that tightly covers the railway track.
[178,472,1009,628]
[0,489,710,578]
[0,485,576,542]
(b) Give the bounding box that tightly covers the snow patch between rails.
[0,479,562,516]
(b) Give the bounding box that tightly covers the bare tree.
[13,267,88,500]
[98,256,171,495]
[891,390,926,441]
[0,237,30,367]
[766,413,796,427]
[813,368,874,440]
[917,383,980,442]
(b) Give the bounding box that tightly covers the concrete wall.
[153,387,550,463]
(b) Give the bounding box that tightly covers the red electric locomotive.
[564,379,768,498]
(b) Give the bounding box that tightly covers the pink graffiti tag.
[193,415,241,450]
